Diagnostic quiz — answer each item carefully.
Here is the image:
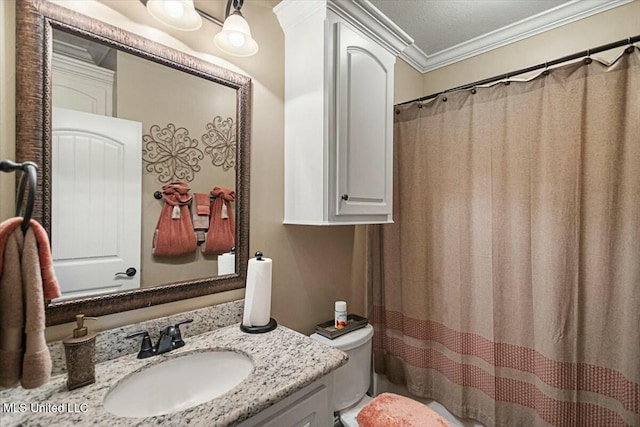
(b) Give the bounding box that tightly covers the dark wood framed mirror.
[15,0,251,326]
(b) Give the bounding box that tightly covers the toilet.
[311,324,455,427]
[310,324,375,427]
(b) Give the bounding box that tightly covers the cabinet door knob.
[341,194,349,201]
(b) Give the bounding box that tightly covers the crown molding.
[274,0,413,56]
[327,0,413,56]
[273,0,327,32]
[52,52,115,83]
[398,0,634,73]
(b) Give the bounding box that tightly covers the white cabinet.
[52,53,115,116]
[237,375,333,427]
[275,0,410,225]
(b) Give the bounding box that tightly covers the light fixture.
[214,0,259,57]
[141,0,258,57]
[146,0,203,31]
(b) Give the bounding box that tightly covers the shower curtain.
[369,48,639,426]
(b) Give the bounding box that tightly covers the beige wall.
[421,1,640,96]
[117,52,237,287]
[0,0,16,221]
[394,57,423,104]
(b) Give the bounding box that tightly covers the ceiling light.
[146,0,202,31]
[214,2,259,57]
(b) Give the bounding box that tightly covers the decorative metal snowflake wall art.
[201,116,236,171]
[142,123,204,183]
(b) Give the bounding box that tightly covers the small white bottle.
[335,301,347,329]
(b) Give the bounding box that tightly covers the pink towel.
[0,225,23,387]
[357,393,452,427]
[192,193,211,232]
[152,182,197,257]
[201,187,235,255]
[195,193,211,216]
[0,218,60,300]
[0,217,59,389]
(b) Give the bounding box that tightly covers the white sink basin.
[103,351,253,417]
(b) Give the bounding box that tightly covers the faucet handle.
[126,330,154,359]
[172,318,194,349]
[175,318,193,327]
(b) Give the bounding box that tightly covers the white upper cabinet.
[52,53,115,116]
[275,0,411,225]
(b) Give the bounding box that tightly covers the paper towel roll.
[217,252,235,275]
[242,254,272,328]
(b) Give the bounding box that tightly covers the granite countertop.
[0,324,348,426]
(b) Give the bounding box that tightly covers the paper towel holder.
[240,317,277,334]
[240,250,277,334]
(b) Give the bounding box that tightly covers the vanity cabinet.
[238,375,332,427]
[275,0,410,225]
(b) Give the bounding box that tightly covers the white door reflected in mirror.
[52,108,142,300]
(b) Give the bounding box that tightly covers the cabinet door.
[250,384,331,427]
[335,22,394,217]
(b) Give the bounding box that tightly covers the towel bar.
[0,159,38,232]
[153,190,217,200]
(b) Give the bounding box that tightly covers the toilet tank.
[310,324,374,411]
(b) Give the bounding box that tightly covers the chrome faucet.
[127,319,193,359]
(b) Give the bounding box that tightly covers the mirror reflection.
[51,29,237,301]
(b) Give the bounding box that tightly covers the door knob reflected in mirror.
[115,268,137,278]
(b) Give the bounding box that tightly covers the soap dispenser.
[63,314,97,390]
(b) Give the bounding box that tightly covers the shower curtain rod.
[397,34,640,106]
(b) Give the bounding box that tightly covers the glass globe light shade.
[146,0,202,31]
[213,12,259,57]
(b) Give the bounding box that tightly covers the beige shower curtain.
[369,48,639,426]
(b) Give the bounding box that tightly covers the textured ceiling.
[366,0,631,72]
[369,0,569,55]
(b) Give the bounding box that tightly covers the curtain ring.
[542,62,550,76]
[625,37,635,54]
[417,102,423,109]
[584,49,592,64]
[470,87,477,95]
[504,73,510,85]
